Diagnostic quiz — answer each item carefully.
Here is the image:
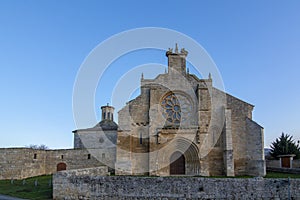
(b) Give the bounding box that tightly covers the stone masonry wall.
[226,93,254,175]
[267,159,300,168]
[0,148,104,180]
[53,173,300,199]
[53,166,109,199]
[246,118,265,176]
[44,149,105,175]
[0,148,46,180]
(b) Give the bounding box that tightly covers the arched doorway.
[156,137,200,176]
[56,162,67,171]
[170,151,185,175]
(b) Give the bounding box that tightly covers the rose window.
[161,93,181,124]
[161,93,193,125]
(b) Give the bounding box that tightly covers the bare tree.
[27,144,49,150]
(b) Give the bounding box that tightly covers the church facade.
[75,46,265,177]
[110,46,265,176]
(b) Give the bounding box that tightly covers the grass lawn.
[0,175,52,200]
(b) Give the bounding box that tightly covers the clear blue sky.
[0,0,299,149]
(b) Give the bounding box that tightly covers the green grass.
[0,175,52,200]
[265,172,300,178]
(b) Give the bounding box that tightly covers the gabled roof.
[73,119,118,133]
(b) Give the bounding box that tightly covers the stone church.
[0,45,265,180]
[74,45,265,177]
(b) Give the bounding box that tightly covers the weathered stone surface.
[53,174,300,200]
[116,46,265,177]
[266,159,300,169]
[0,46,266,180]
[0,148,106,180]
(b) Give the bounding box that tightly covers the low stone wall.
[266,159,300,168]
[53,166,109,199]
[53,173,300,199]
[267,167,300,174]
[54,166,109,177]
[266,159,281,168]
[294,159,300,168]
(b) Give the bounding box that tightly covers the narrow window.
[102,153,105,159]
[87,154,91,159]
[155,133,160,144]
[61,155,64,159]
[103,112,106,119]
[33,153,37,159]
[108,112,111,119]
[139,132,143,144]
[212,130,215,144]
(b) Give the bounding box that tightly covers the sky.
[0,0,300,149]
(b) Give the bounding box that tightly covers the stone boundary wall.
[266,159,300,168]
[294,159,300,167]
[54,166,109,177]
[53,173,300,199]
[267,167,300,174]
[0,148,105,180]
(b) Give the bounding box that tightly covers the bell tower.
[166,43,188,75]
[101,103,115,121]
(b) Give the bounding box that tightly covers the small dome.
[94,119,118,131]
